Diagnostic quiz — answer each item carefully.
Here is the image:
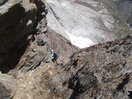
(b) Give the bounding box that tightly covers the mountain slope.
[46,0,132,48]
[46,0,118,48]
[0,0,131,99]
[12,35,132,99]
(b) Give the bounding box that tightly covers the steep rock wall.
[0,0,47,73]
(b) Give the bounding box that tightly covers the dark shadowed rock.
[0,0,47,73]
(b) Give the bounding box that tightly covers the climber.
[50,49,58,63]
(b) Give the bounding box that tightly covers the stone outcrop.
[61,35,132,99]
[0,0,47,73]
[11,35,132,99]
[17,28,78,73]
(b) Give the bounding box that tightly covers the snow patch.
[64,30,96,48]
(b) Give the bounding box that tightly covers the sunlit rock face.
[46,0,118,48]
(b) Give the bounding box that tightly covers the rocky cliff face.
[62,35,132,99]
[0,0,47,73]
[0,0,131,99]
